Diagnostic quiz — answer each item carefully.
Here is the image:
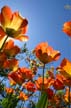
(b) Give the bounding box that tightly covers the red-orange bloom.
[3,58,19,71]
[23,81,36,92]
[19,91,28,101]
[62,21,71,37]
[56,58,71,78]
[35,77,54,90]
[3,39,20,57]
[18,67,33,80]
[0,5,29,41]
[53,74,65,90]
[5,87,14,94]
[34,42,60,64]
[8,77,16,85]
[8,67,33,84]
[8,71,24,85]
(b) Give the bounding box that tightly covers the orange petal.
[1,5,12,27]
[52,50,61,61]
[3,39,20,56]
[9,12,24,30]
[19,91,28,101]
[8,72,24,85]
[60,58,71,78]
[62,21,71,37]
[20,18,28,34]
[15,35,29,41]
[3,59,19,71]
[0,26,6,38]
[4,39,14,49]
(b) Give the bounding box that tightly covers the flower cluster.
[0,5,71,108]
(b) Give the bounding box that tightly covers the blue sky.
[0,0,71,67]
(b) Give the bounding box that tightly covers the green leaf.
[35,92,48,108]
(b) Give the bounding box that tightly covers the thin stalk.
[68,86,70,108]
[42,64,45,93]
[0,35,8,52]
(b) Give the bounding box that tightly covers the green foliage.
[35,92,48,108]
[0,95,19,108]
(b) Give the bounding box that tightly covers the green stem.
[42,64,45,93]
[68,86,70,108]
[0,35,8,52]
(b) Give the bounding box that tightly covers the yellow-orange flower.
[57,58,71,78]
[5,87,14,94]
[23,81,36,92]
[18,67,33,80]
[8,71,24,85]
[0,5,29,41]
[19,91,28,101]
[34,42,60,64]
[62,21,71,37]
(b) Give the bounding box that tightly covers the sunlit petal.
[15,35,29,41]
[1,5,12,28]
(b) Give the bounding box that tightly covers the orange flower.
[53,79,65,90]
[34,42,60,64]
[23,81,36,92]
[18,67,33,80]
[3,39,20,57]
[57,58,71,78]
[0,5,29,41]
[3,58,19,71]
[8,76,16,85]
[53,74,65,90]
[62,21,71,37]
[19,91,28,101]
[5,87,14,94]
[8,67,33,85]
[35,77,54,90]
[8,71,24,85]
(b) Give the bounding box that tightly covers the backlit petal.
[62,21,71,37]
[9,12,23,30]
[60,58,71,78]
[0,26,6,38]
[1,5,12,28]
[15,35,29,41]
